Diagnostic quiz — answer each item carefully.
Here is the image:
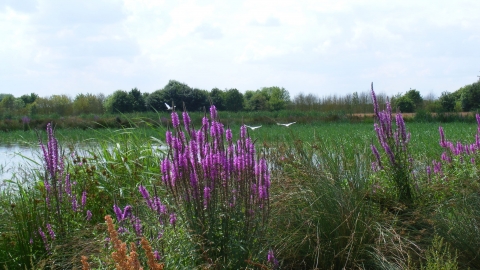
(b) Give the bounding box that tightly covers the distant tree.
[20,93,39,105]
[162,80,193,110]
[187,88,209,111]
[0,94,15,111]
[247,92,268,111]
[50,95,73,115]
[73,93,104,115]
[224,88,244,112]
[460,82,480,112]
[260,86,290,111]
[209,88,226,110]
[404,89,423,110]
[438,91,456,112]
[394,96,415,113]
[128,88,146,112]
[105,90,132,113]
[145,90,164,111]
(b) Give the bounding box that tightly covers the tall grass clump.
[267,134,377,269]
[159,105,271,268]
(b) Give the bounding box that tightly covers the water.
[0,144,41,185]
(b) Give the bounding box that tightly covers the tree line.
[1,79,480,119]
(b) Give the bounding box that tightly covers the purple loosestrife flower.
[171,112,180,128]
[131,216,143,237]
[439,127,447,147]
[113,205,123,222]
[371,144,383,169]
[203,186,211,207]
[166,130,173,147]
[86,210,92,221]
[183,111,191,131]
[46,224,55,241]
[71,195,78,212]
[169,213,177,227]
[267,249,279,268]
[371,84,379,118]
[139,185,154,209]
[81,190,87,208]
[122,205,133,220]
[38,227,49,251]
[154,250,161,261]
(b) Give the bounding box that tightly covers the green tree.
[395,96,415,113]
[209,88,226,110]
[20,93,39,105]
[128,88,146,112]
[224,88,244,112]
[145,90,164,111]
[247,92,268,111]
[404,89,423,110]
[105,90,132,113]
[460,82,480,112]
[438,91,456,112]
[259,86,290,111]
[73,93,104,115]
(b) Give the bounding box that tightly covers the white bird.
[277,122,296,127]
[165,103,176,110]
[245,125,262,130]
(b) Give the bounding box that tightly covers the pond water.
[0,144,41,185]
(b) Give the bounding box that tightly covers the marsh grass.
[267,137,377,269]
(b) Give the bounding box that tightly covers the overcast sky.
[1,0,479,99]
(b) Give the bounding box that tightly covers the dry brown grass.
[81,215,164,270]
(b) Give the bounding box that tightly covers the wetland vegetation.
[2,81,480,269]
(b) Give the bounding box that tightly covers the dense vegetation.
[1,83,480,269]
[1,78,480,124]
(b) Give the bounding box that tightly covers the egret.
[165,103,176,110]
[245,125,262,130]
[277,122,296,127]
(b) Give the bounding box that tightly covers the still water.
[0,144,41,185]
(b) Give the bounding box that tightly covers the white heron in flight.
[277,122,296,127]
[165,103,176,110]
[245,125,262,130]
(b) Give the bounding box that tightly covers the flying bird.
[277,122,296,127]
[165,103,176,110]
[245,125,262,130]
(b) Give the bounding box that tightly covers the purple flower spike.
[171,112,180,128]
[267,249,279,268]
[113,205,123,221]
[86,210,92,221]
[169,213,177,227]
[81,190,87,207]
[139,185,154,209]
[154,250,161,261]
[46,224,55,241]
[210,105,218,120]
[122,205,133,220]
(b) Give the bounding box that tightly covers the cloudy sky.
[1,0,479,99]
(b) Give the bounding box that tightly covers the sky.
[1,0,479,99]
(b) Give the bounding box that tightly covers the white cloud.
[0,0,479,98]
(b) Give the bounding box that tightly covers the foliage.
[224,88,244,112]
[105,90,132,114]
[422,235,458,270]
[460,81,480,111]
